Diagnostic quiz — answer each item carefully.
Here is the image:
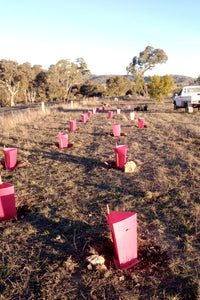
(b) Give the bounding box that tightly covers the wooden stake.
[106,204,110,215]
[0,175,2,185]
[116,153,119,167]
[59,133,62,148]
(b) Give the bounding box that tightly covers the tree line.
[1,45,196,107]
[0,58,91,107]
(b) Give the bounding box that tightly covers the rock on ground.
[124,161,136,173]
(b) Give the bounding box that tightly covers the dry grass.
[0,98,199,299]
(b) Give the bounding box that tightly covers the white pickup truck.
[173,86,200,112]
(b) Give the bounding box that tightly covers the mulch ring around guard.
[17,204,33,220]
[136,238,170,271]
[0,159,29,170]
[108,133,127,137]
[78,120,90,123]
[54,143,74,149]
[133,125,148,129]
[68,128,80,133]
[88,235,169,271]
[100,160,124,172]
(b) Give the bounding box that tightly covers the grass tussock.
[0,98,199,299]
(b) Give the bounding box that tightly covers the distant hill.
[170,75,196,86]
[88,74,196,86]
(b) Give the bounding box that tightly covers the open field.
[0,97,199,299]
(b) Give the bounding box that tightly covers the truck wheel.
[185,104,193,113]
[174,102,177,110]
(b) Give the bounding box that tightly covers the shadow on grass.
[14,200,199,300]
[56,106,87,113]
[14,145,113,174]
[1,205,106,299]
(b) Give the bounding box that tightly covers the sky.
[1,0,200,78]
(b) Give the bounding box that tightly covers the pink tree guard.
[2,148,18,169]
[58,133,68,149]
[113,145,127,168]
[112,124,121,137]
[138,118,145,128]
[107,211,139,269]
[108,111,113,119]
[69,120,76,132]
[81,114,87,123]
[0,181,17,221]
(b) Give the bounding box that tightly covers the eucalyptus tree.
[34,71,50,102]
[18,62,32,103]
[127,46,168,96]
[48,58,90,102]
[106,76,133,97]
[127,46,168,78]
[80,80,106,97]
[76,57,91,77]
[18,63,44,104]
[196,75,200,85]
[0,59,22,106]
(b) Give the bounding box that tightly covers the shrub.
[148,75,174,101]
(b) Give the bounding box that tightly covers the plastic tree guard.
[138,118,145,128]
[108,111,113,119]
[2,148,18,170]
[96,108,100,112]
[69,120,76,132]
[113,145,127,168]
[0,181,17,221]
[58,133,68,149]
[130,112,135,120]
[88,111,92,117]
[81,114,87,123]
[107,211,139,269]
[112,124,121,137]
[117,108,121,114]
[92,108,96,114]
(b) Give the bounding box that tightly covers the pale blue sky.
[1,0,200,77]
